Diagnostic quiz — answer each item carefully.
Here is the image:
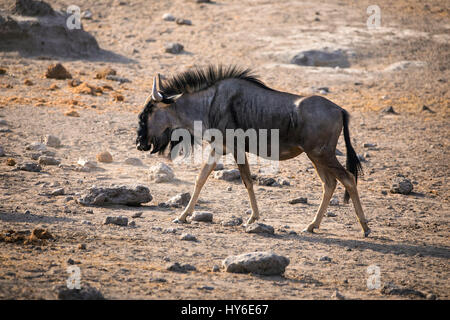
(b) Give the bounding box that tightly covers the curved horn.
[151,76,163,102]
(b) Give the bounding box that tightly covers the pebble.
[245,223,274,235]
[104,216,128,226]
[164,42,184,54]
[180,233,197,241]
[289,197,307,204]
[51,188,65,196]
[318,255,332,262]
[189,211,213,222]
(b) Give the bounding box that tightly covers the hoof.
[302,225,315,234]
[172,218,187,224]
[363,228,371,238]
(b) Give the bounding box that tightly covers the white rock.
[149,163,174,183]
[223,252,289,275]
[26,142,47,152]
[77,158,97,168]
[162,13,175,21]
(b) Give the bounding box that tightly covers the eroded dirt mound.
[0,1,100,57]
[11,0,55,16]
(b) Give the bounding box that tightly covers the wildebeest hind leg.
[329,158,371,237]
[235,154,260,225]
[173,152,217,223]
[303,159,336,233]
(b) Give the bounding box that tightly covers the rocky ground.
[0,0,449,300]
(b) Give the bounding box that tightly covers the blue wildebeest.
[136,65,370,237]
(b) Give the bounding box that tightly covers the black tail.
[342,110,363,203]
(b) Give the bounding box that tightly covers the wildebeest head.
[136,74,181,154]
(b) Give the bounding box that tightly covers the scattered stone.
[67,258,75,265]
[50,188,64,196]
[26,142,47,152]
[149,277,167,283]
[421,105,435,113]
[6,158,16,166]
[64,110,80,117]
[180,233,197,241]
[198,286,214,291]
[213,169,240,181]
[129,221,136,227]
[381,283,426,298]
[277,177,290,186]
[214,163,224,171]
[112,93,124,102]
[67,79,82,87]
[96,151,113,163]
[318,255,332,262]
[332,289,345,300]
[329,198,339,206]
[381,106,398,114]
[164,42,184,54]
[290,49,350,68]
[212,265,220,272]
[227,186,232,191]
[363,143,377,148]
[132,212,143,218]
[162,13,175,21]
[38,156,60,166]
[48,83,59,91]
[81,10,93,20]
[105,75,130,83]
[166,262,196,273]
[18,162,41,172]
[289,197,307,204]
[258,176,278,186]
[123,157,143,166]
[0,146,4,157]
[43,135,62,148]
[176,18,192,25]
[149,163,175,183]
[78,243,86,250]
[104,216,128,226]
[0,119,8,126]
[390,178,413,195]
[326,212,337,217]
[77,158,97,169]
[162,228,177,234]
[245,223,274,235]
[223,252,289,276]
[189,211,213,222]
[166,192,191,207]
[24,79,33,86]
[78,185,152,206]
[245,209,252,215]
[57,286,104,300]
[45,63,72,80]
[221,217,243,227]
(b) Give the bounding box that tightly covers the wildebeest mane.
[160,64,274,96]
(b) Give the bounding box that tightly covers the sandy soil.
[0,0,449,299]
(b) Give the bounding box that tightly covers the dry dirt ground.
[0,0,449,299]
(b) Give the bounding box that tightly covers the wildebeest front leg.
[173,152,217,223]
[235,154,260,225]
